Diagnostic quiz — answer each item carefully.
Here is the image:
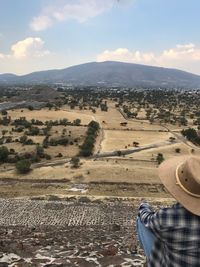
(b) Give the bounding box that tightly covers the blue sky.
[1,0,200,74]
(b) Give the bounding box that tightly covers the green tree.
[1,110,7,116]
[88,120,100,131]
[27,126,40,136]
[156,153,164,165]
[28,105,34,111]
[70,157,80,168]
[73,119,81,126]
[0,146,9,163]
[1,130,7,136]
[16,159,31,173]
[36,145,44,157]
[79,120,100,157]
[181,128,200,145]
[19,135,28,144]
[133,141,139,147]
[181,128,197,141]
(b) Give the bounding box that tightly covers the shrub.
[181,128,200,145]
[1,110,7,116]
[70,157,80,168]
[28,105,34,111]
[45,154,51,160]
[9,148,15,154]
[36,145,44,157]
[175,148,181,153]
[156,153,164,165]
[56,153,63,158]
[79,120,100,157]
[19,135,28,144]
[0,146,9,163]
[16,159,31,173]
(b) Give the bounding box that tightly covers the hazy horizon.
[1,0,200,75]
[1,60,200,77]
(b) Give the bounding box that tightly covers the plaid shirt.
[138,202,200,267]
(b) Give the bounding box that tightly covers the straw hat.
[158,156,200,216]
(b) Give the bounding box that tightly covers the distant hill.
[1,61,200,88]
[0,73,18,83]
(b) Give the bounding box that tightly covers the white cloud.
[30,0,116,31]
[0,37,50,60]
[161,43,200,61]
[97,48,155,64]
[11,37,50,59]
[97,44,200,72]
[31,16,52,32]
[0,37,51,73]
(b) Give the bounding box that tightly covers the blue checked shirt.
[138,202,200,267]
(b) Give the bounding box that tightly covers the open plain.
[0,95,199,198]
[0,87,199,267]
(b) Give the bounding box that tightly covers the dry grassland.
[63,103,165,131]
[2,142,35,154]
[134,108,147,119]
[0,138,79,158]
[0,123,87,158]
[0,102,199,199]
[128,143,200,161]
[9,108,93,124]
[45,145,79,158]
[81,159,159,183]
[0,165,68,180]
[0,158,159,184]
[101,130,172,151]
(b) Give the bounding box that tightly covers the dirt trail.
[94,140,181,158]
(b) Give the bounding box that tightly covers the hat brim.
[158,156,200,216]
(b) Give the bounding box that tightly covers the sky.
[1,0,200,75]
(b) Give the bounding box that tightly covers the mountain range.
[1,61,200,88]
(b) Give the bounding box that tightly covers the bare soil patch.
[9,108,93,124]
[101,130,172,152]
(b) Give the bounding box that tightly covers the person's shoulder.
[157,202,178,212]
[155,202,179,220]
[173,203,198,216]
[158,202,200,223]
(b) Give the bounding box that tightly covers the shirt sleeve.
[138,202,162,234]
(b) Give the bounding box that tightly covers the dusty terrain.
[0,92,198,266]
[0,198,174,267]
[9,108,92,125]
[1,100,199,199]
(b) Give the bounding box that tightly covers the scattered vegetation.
[79,120,100,157]
[156,153,165,165]
[181,128,200,146]
[70,157,80,168]
[16,159,31,174]
[0,146,9,163]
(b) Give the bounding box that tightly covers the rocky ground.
[0,197,170,267]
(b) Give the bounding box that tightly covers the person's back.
[137,156,200,267]
[138,202,200,266]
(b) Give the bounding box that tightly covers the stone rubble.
[0,199,150,267]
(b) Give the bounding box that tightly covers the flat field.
[0,101,199,199]
[9,108,93,124]
[0,158,158,183]
[101,130,172,152]
[0,125,87,158]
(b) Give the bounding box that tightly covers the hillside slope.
[1,61,200,88]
